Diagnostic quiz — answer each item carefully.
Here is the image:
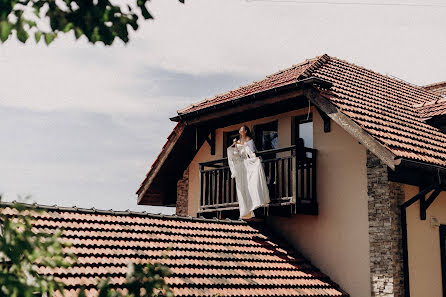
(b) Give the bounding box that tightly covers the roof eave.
[170,77,332,122]
[395,158,446,172]
[394,158,446,187]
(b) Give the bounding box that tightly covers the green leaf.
[33,7,40,17]
[91,27,101,43]
[63,22,73,33]
[16,28,29,43]
[0,20,13,42]
[34,31,42,43]
[78,286,86,297]
[74,28,83,39]
[33,0,46,9]
[44,32,56,45]
[25,20,37,28]
[140,4,153,19]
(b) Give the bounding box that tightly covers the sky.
[0,0,445,214]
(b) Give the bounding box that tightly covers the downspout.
[400,184,436,297]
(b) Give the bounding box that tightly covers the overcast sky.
[0,0,445,213]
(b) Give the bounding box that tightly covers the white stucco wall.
[267,113,371,297]
[405,185,446,297]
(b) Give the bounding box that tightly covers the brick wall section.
[367,151,405,297]
[176,167,189,216]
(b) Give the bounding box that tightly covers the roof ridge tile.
[0,201,247,225]
[300,54,331,78]
[176,54,328,115]
[423,80,446,89]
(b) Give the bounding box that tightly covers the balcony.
[198,145,317,219]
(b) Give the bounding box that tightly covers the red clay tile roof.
[313,57,445,166]
[177,57,326,114]
[414,98,446,121]
[1,203,348,297]
[176,54,446,167]
[423,81,446,96]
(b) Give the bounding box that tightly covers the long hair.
[241,125,253,138]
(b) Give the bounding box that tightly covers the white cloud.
[135,0,446,84]
[1,0,445,114]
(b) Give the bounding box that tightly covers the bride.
[227,125,270,219]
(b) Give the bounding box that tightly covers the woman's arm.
[245,139,257,156]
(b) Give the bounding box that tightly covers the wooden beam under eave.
[205,129,215,155]
[138,188,164,206]
[137,122,187,204]
[183,90,304,126]
[315,106,331,132]
[304,88,397,170]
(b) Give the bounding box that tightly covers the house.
[0,202,348,297]
[137,55,446,297]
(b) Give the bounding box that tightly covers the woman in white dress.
[227,125,270,219]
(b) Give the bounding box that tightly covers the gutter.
[396,158,446,177]
[170,77,332,122]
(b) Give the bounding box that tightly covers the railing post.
[199,164,204,210]
[291,147,297,204]
[312,151,317,208]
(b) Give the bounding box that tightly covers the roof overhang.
[170,77,332,123]
[390,158,446,188]
[137,123,211,206]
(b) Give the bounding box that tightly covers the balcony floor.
[198,198,317,220]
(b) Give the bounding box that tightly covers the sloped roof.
[176,55,446,167]
[1,203,348,297]
[312,57,445,166]
[414,98,446,121]
[423,81,446,96]
[177,57,325,114]
[136,122,210,205]
[136,122,185,204]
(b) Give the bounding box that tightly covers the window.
[254,121,278,152]
[223,129,239,157]
[293,114,313,148]
[440,225,446,297]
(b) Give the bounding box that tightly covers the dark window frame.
[223,129,240,157]
[292,113,313,146]
[440,225,446,297]
[253,120,279,152]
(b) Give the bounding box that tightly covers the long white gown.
[227,140,270,218]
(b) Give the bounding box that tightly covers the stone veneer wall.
[366,151,405,297]
[176,167,189,216]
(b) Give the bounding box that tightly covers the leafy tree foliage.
[0,0,184,45]
[81,263,174,297]
[0,202,73,297]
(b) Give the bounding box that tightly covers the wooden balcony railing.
[198,145,317,217]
